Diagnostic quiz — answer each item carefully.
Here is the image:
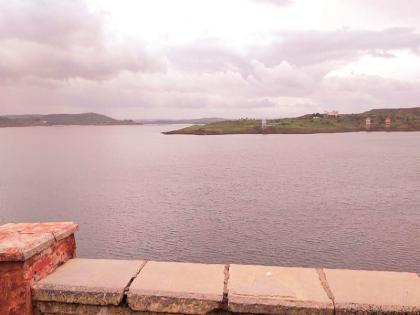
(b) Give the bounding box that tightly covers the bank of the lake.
[163,107,420,135]
[0,112,140,128]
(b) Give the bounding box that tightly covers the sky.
[1,0,420,119]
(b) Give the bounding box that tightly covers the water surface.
[0,125,419,272]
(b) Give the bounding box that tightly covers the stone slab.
[228,264,334,314]
[325,268,420,314]
[127,261,225,314]
[32,258,145,306]
[0,222,78,261]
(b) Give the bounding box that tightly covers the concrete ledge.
[127,261,225,314]
[325,268,420,314]
[32,258,145,306]
[29,258,420,315]
[228,265,334,314]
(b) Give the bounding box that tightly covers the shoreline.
[0,123,142,128]
[163,128,420,135]
[162,107,420,135]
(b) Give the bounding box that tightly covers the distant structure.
[312,113,322,120]
[385,116,391,129]
[261,119,267,129]
[324,110,339,118]
[365,117,372,130]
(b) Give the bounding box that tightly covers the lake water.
[0,125,419,272]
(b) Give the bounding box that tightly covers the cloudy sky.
[1,0,420,119]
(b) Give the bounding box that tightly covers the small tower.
[365,117,371,130]
[261,119,267,129]
[385,116,391,129]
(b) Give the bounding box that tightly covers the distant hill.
[361,107,420,117]
[164,107,420,135]
[0,113,140,127]
[137,117,226,125]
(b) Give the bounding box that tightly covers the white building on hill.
[324,110,339,118]
[261,119,267,129]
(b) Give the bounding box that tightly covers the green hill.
[0,113,139,127]
[163,107,420,135]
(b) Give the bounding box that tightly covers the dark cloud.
[0,40,165,81]
[166,38,254,77]
[164,28,420,82]
[0,0,165,81]
[0,0,103,47]
[254,28,420,67]
[315,75,420,111]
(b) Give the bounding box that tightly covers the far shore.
[163,107,420,135]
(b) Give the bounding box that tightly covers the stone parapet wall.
[1,222,419,315]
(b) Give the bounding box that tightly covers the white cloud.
[250,0,294,7]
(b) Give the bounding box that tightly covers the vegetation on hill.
[0,113,139,127]
[138,117,226,125]
[163,107,420,135]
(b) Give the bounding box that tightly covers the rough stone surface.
[16,222,79,241]
[325,268,420,314]
[0,231,76,315]
[128,261,225,314]
[33,258,145,306]
[228,264,334,315]
[34,301,134,315]
[0,222,78,261]
[34,301,228,315]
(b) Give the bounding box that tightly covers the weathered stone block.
[127,261,225,314]
[228,264,334,314]
[32,258,145,306]
[325,268,420,314]
[0,222,77,315]
[0,222,78,261]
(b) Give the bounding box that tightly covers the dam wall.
[1,222,419,315]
